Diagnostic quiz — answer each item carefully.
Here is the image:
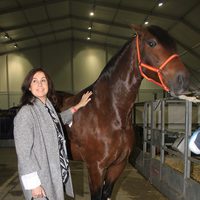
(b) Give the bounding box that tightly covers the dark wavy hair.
[20,67,57,106]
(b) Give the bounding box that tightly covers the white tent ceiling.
[0,0,199,86]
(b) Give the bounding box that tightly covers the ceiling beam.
[182,20,200,35]
[177,39,200,58]
[77,0,200,34]
[2,14,129,33]
[1,0,198,28]
[1,14,199,61]
[1,2,199,36]
[2,27,128,45]
[0,37,121,56]
[0,0,68,16]
[1,24,199,62]
[72,0,178,20]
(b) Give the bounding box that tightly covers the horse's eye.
[133,33,137,38]
[147,40,157,48]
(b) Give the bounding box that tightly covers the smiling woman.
[13,67,92,200]
[28,71,49,103]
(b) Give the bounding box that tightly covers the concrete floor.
[0,147,168,200]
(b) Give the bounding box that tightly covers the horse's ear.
[130,24,145,36]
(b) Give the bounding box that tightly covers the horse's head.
[131,25,190,96]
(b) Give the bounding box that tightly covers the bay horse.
[60,25,190,200]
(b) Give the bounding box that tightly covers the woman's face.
[29,71,48,103]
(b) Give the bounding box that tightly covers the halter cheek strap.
[136,35,179,92]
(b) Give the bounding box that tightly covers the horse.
[59,25,190,200]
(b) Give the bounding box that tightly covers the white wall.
[138,80,163,102]
[42,42,72,92]
[73,41,106,92]
[0,40,163,109]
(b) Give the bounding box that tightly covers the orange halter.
[136,35,179,92]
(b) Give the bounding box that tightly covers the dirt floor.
[0,147,168,200]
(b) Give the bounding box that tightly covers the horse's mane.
[97,38,132,81]
[147,25,177,51]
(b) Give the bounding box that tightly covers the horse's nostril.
[175,74,189,94]
[177,74,184,85]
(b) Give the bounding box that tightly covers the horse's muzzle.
[169,73,190,96]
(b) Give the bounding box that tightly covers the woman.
[14,68,92,200]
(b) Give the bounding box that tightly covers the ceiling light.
[14,44,18,48]
[88,26,92,30]
[158,0,164,7]
[89,11,94,16]
[144,21,149,25]
[4,33,9,39]
[87,37,91,40]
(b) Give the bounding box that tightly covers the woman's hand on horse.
[73,91,92,112]
[31,185,46,199]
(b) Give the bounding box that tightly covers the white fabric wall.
[0,41,163,109]
[0,49,40,108]
[42,42,72,92]
[73,41,106,92]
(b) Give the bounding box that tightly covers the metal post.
[151,101,156,158]
[143,103,148,153]
[6,54,10,108]
[183,100,192,197]
[160,100,165,167]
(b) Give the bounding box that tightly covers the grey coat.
[14,98,74,200]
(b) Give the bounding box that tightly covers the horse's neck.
[95,39,142,114]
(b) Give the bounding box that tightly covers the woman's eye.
[42,79,46,82]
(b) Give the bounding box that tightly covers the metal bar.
[161,100,165,165]
[188,156,200,164]
[5,55,10,108]
[143,103,148,153]
[151,102,156,158]
[134,98,200,200]
[183,100,192,196]
[163,146,184,158]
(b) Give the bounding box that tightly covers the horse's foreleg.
[87,163,105,200]
[102,161,127,200]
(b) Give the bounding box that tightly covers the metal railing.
[133,98,200,200]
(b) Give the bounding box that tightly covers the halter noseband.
[136,35,179,92]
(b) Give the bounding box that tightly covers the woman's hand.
[31,185,46,199]
[72,91,92,112]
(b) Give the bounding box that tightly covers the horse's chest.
[106,130,133,151]
[114,132,132,146]
[106,133,133,163]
